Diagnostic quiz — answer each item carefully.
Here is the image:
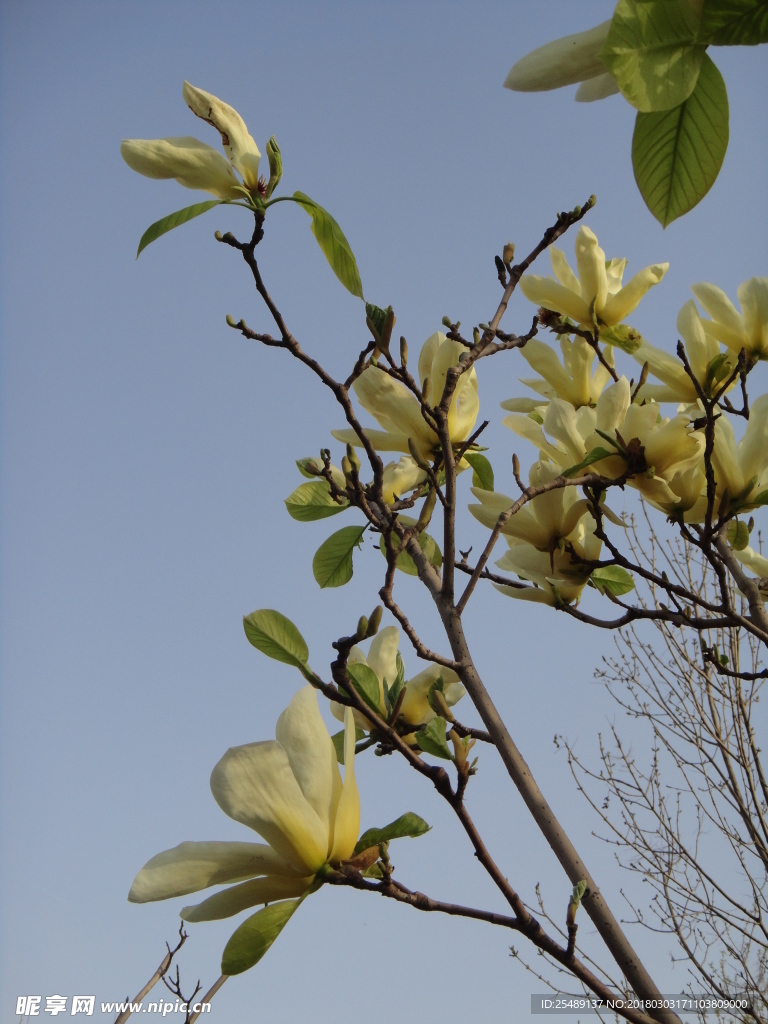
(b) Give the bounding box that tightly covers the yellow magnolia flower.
[503,20,618,100]
[469,460,595,552]
[502,335,615,411]
[332,332,479,464]
[121,81,261,200]
[633,299,735,405]
[691,277,768,360]
[494,519,603,607]
[128,687,359,922]
[331,626,464,731]
[708,394,768,514]
[519,226,668,332]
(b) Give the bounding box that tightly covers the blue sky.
[2,2,766,1020]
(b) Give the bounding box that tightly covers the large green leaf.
[136,201,221,257]
[464,452,494,491]
[221,899,302,975]
[346,662,383,714]
[354,812,431,854]
[589,565,635,597]
[243,609,309,669]
[698,0,768,44]
[285,482,349,522]
[313,525,367,588]
[602,0,705,111]
[632,54,729,227]
[562,447,614,478]
[292,192,364,298]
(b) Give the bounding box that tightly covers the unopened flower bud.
[441,316,453,328]
[214,230,224,241]
[502,241,515,264]
[265,136,282,198]
[342,455,354,479]
[346,444,361,474]
[400,336,408,367]
[356,615,369,640]
[366,606,383,637]
[226,314,237,327]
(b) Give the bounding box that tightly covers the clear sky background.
[2,2,767,1020]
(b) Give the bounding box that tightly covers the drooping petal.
[601,263,669,325]
[120,137,241,199]
[210,741,328,875]
[331,426,411,454]
[503,21,612,92]
[328,708,360,865]
[275,686,343,850]
[182,81,261,190]
[128,841,300,904]
[181,874,312,922]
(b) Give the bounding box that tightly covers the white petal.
[366,626,400,690]
[503,21,612,92]
[120,137,241,198]
[575,73,621,102]
[210,740,328,874]
[183,81,261,190]
[181,875,312,922]
[128,841,299,904]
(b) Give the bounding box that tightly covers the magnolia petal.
[575,72,621,102]
[128,841,300,904]
[120,137,241,199]
[734,545,768,578]
[400,664,464,725]
[500,396,548,413]
[601,264,668,326]
[519,274,591,323]
[182,81,261,190]
[549,246,580,293]
[493,581,554,604]
[181,874,312,922]
[210,740,328,875]
[520,339,574,402]
[738,277,768,353]
[275,687,342,853]
[737,394,768,485]
[366,626,400,692]
[575,227,608,313]
[691,282,744,341]
[417,331,445,388]
[328,708,360,864]
[381,457,426,503]
[352,367,431,448]
[503,20,612,92]
[331,426,411,454]
[595,377,631,434]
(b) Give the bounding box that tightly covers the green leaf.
[599,323,644,354]
[313,525,366,588]
[292,191,364,298]
[136,201,221,257]
[414,716,454,760]
[632,54,729,227]
[465,452,495,491]
[726,519,750,550]
[602,0,705,111]
[284,482,349,522]
[354,812,431,854]
[698,0,768,44]
[243,609,309,670]
[366,303,393,339]
[346,662,383,714]
[562,447,614,478]
[590,565,636,597]
[750,489,768,506]
[380,517,443,576]
[221,899,302,975]
[331,727,366,764]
